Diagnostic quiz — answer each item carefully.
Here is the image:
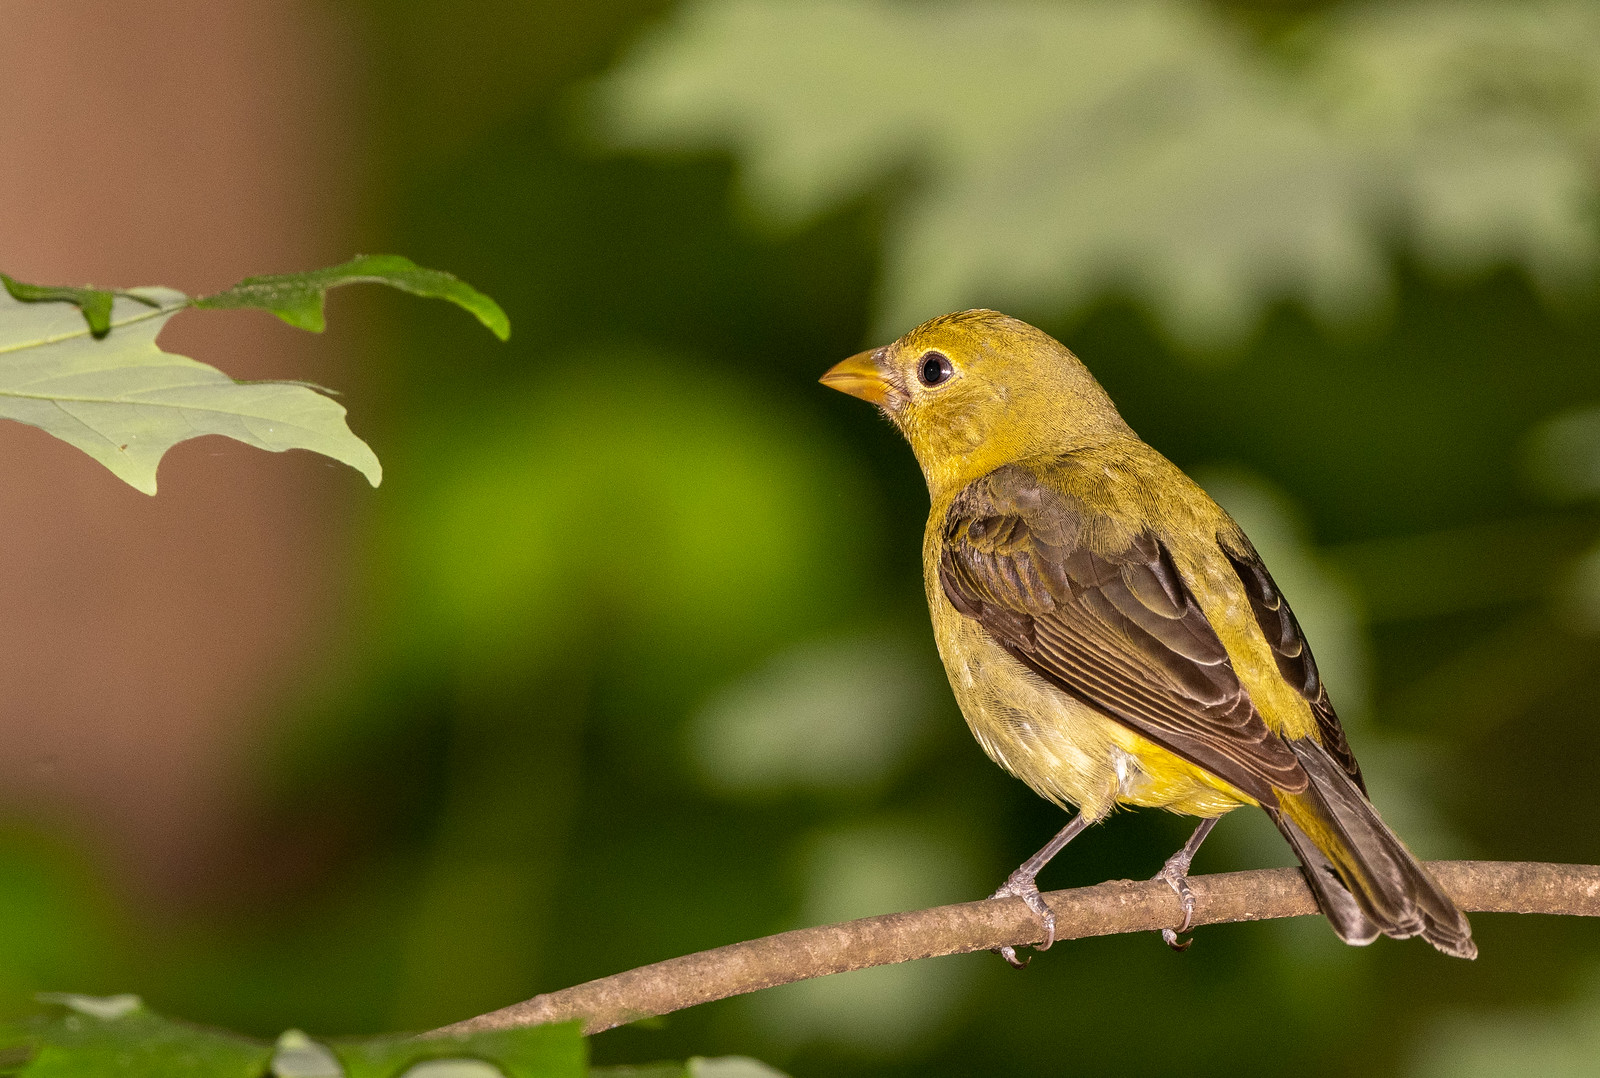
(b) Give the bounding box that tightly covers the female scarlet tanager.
[821,309,1474,964]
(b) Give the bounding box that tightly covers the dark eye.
[918,350,953,386]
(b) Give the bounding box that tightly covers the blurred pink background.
[0,0,364,892]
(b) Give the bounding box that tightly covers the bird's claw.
[996,944,1030,969]
[990,873,1055,968]
[1160,926,1194,951]
[1153,860,1198,952]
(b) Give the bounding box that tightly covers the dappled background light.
[3,1,1600,1076]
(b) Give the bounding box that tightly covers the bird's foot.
[989,871,1055,969]
[1152,852,1198,952]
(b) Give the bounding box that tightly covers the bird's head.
[821,309,1133,498]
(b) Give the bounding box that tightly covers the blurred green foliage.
[0,995,589,1077]
[5,2,1600,1077]
[2,995,273,1078]
[0,997,779,1077]
[597,0,1600,348]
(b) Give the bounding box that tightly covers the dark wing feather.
[1220,540,1365,793]
[938,466,1308,805]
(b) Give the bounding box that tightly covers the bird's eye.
[918,350,954,387]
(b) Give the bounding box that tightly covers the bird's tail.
[1265,739,1475,959]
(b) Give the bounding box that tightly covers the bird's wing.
[1218,538,1365,793]
[937,465,1308,805]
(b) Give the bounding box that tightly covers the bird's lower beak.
[820,347,893,407]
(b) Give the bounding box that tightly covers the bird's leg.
[1153,816,1220,951]
[989,814,1089,968]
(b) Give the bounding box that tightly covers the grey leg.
[989,814,1089,968]
[1153,816,1220,951]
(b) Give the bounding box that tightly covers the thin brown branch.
[429,860,1600,1037]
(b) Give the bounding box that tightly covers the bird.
[820,309,1474,965]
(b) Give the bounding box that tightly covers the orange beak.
[820,347,892,407]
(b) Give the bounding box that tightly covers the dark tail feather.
[1266,740,1475,960]
[1270,809,1382,946]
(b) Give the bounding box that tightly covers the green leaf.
[0,276,143,339]
[326,1022,584,1078]
[1,253,509,493]
[0,999,586,1078]
[0,283,380,494]
[0,994,271,1077]
[196,254,510,340]
[685,1060,789,1078]
[590,1059,791,1078]
[271,1030,343,1078]
[0,997,777,1078]
[394,1064,504,1078]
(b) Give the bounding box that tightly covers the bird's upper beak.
[820,347,893,407]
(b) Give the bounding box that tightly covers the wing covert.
[938,465,1308,805]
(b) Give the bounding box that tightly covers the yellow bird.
[821,309,1473,963]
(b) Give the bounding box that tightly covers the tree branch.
[429,860,1600,1037]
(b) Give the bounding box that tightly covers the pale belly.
[931,597,1254,821]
